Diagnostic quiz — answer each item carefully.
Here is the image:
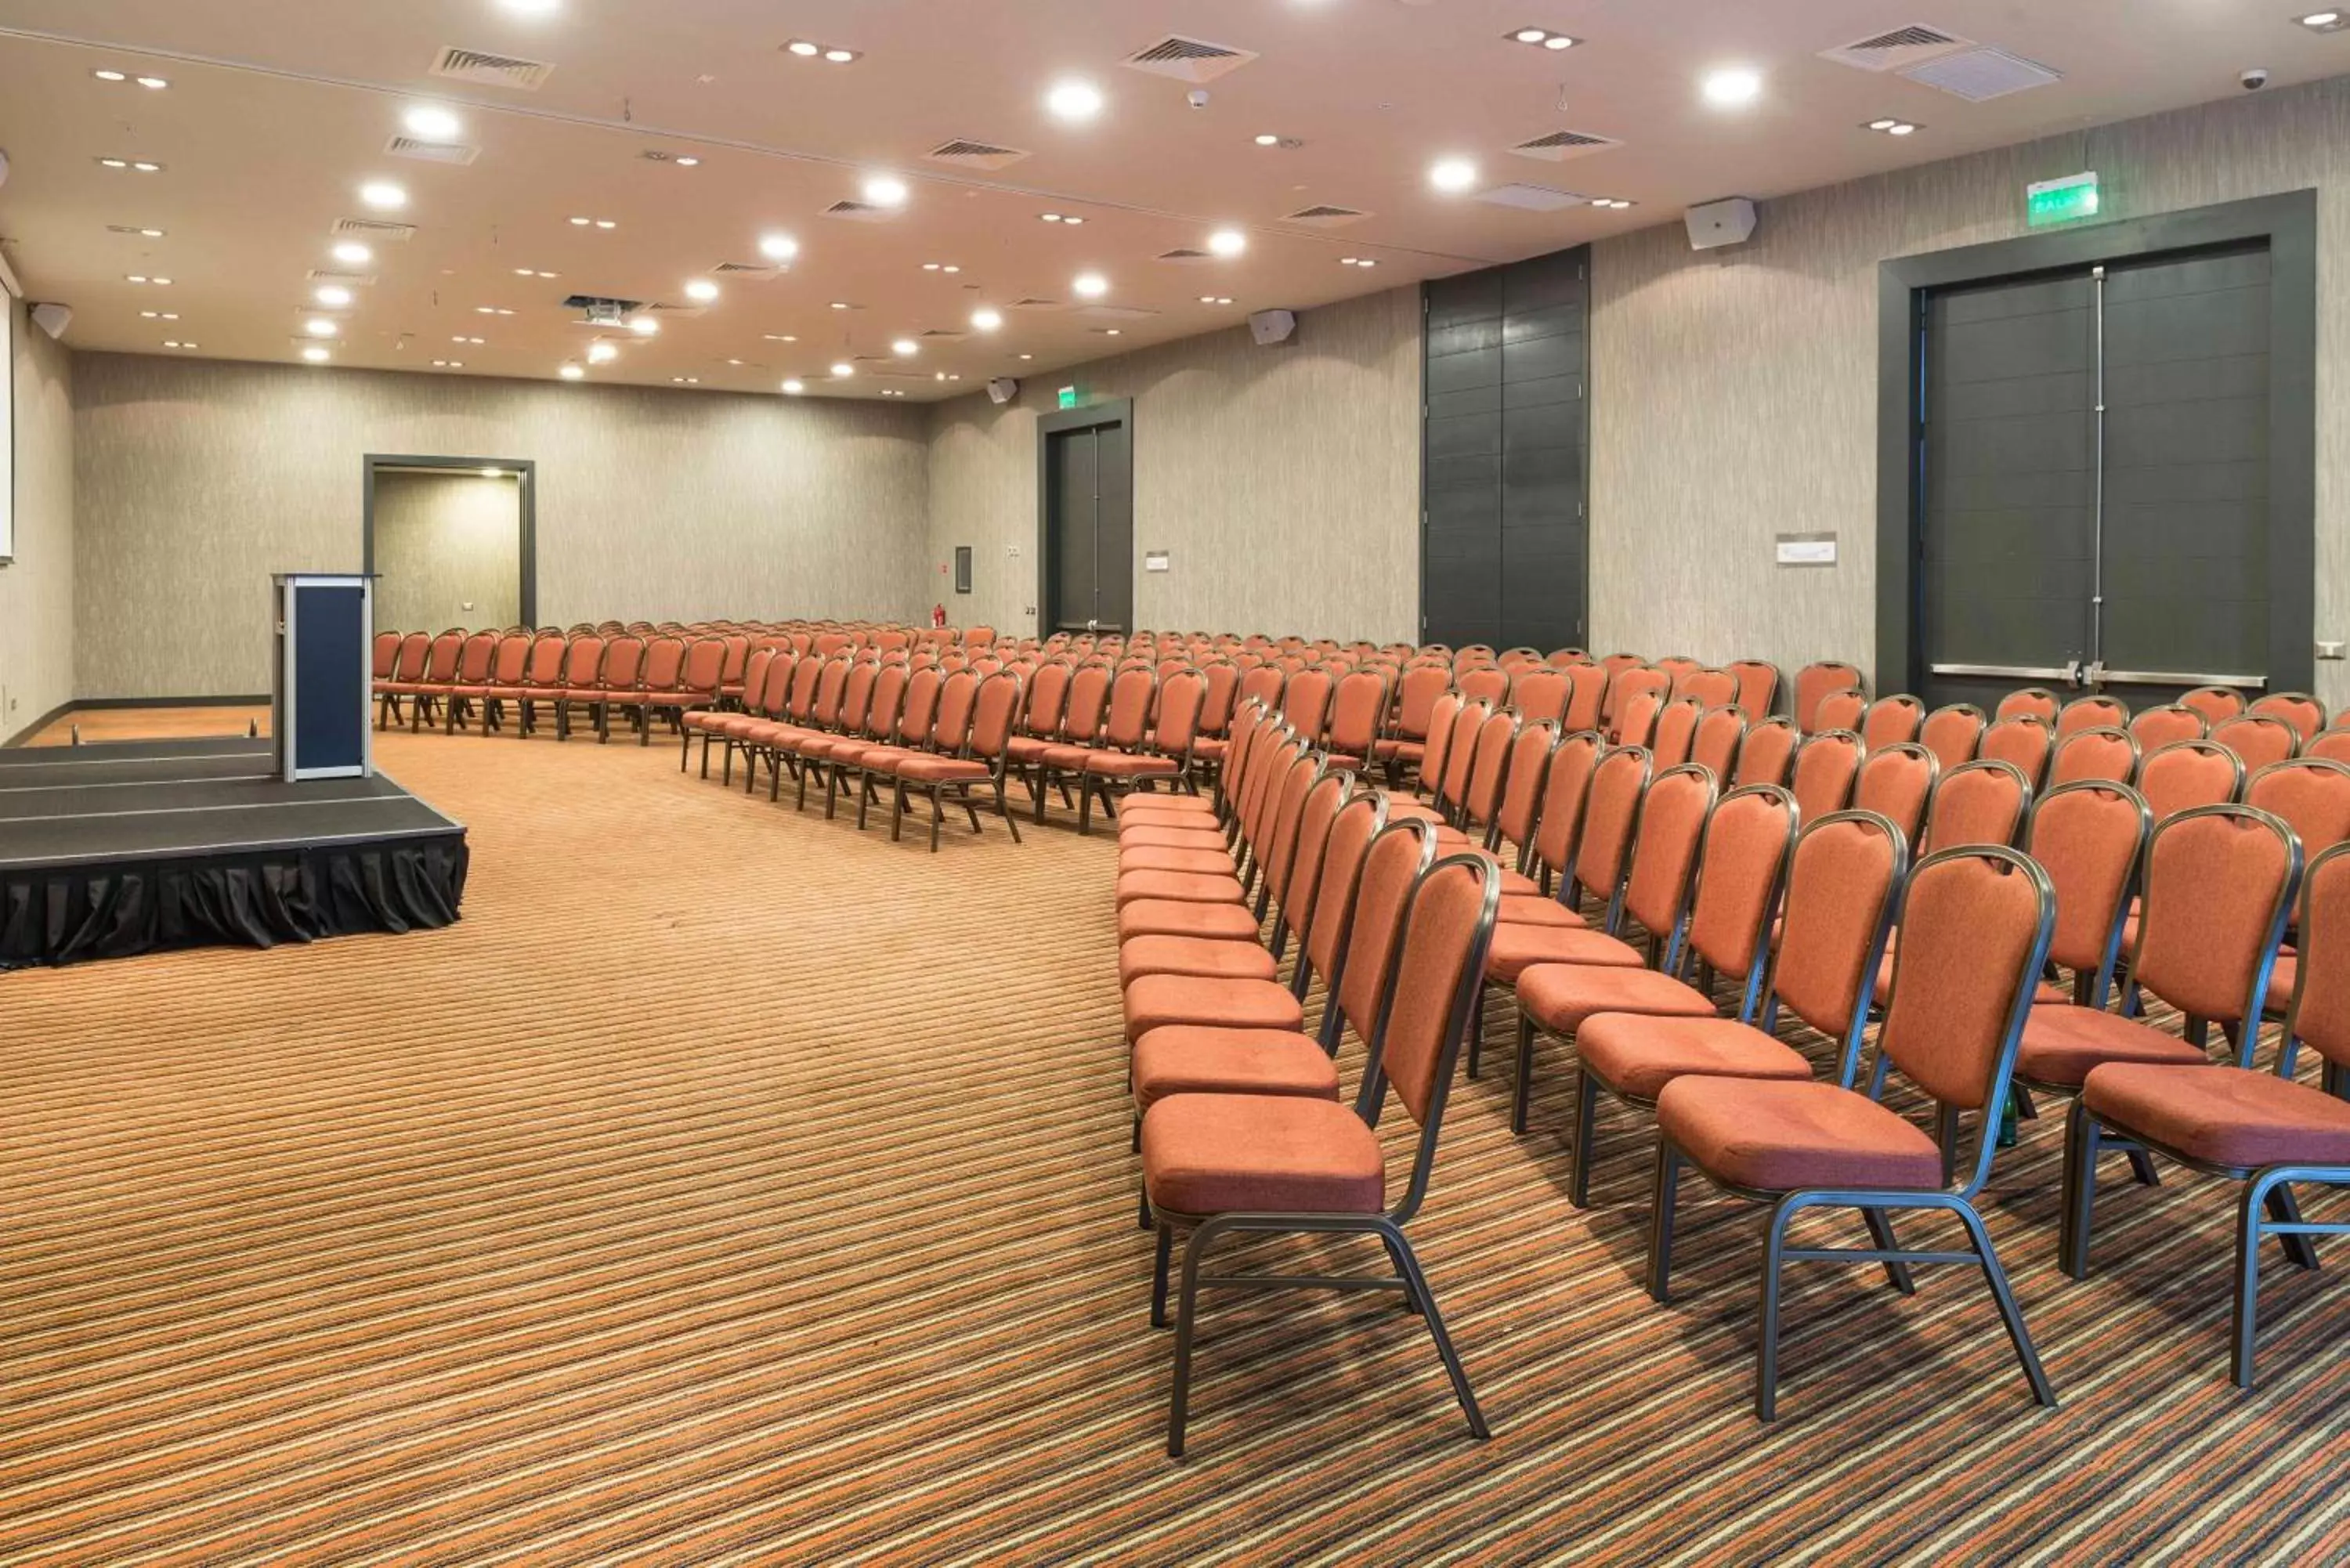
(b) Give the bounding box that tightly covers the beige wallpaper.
[72,354,931,698]
[372,471,524,631]
[926,287,1422,643]
[1590,75,2350,707]
[1,304,74,739]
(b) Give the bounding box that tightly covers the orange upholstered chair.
[2024,780,2150,1012]
[1979,714,2052,789]
[1511,728,1602,900]
[1141,846,1501,1456]
[2050,726,2139,786]
[1372,663,1452,787]
[2250,691,2327,741]
[1690,705,1748,785]
[1079,668,1210,833]
[1509,668,1571,728]
[1728,659,1782,721]
[1859,694,1925,752]
[1995,687,2060,724]
[1734,717,1799,788]
[2182,685,2250,727]
[2057,694,2129,736]
[2129,703,2210,752]
[2211,713,2299,774]
[1813,688,1867,735]
[1788,728,1861,822]
[1852,741,1937,847]
[1793,661,1864,732]
[1646,843,2057,1420]
[1649,697,1704,770]
[1498,742,1647,935]
[2138,738,2243,823]
[1322,668,1390,768]
[1918,703,1987,772]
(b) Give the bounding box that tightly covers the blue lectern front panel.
[293,583,368,776]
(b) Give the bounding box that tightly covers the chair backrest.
[1304,793,1395,982]
[1918,703,1985,772]
[1615,688,1666,750]
[1390,664,1452,742]
[599,634,647,692]
[2130,805,2300,1031]
[1598,652,1647,699]
[1325,669,1390,753]
[1649,697,1703,771]
[930,670,982,753]
[1793,661,1864,732]
[1876,848,2056,1176]
[1789,728,1861,823]
[1508,669,1571,727]
[2211,713,2298,773]
[967,670,1025,759]
[1151,668,1208,758]
[1979,714,2052,789]
[371,630,403,678]
[718,636,750,683]
[1654,655,1703,686]
[2251,691,2326,741]
[738,645,776,699]
[1617,764,1718,945]
[1607,667,1671,735]
[488,630,533,685]
[2050,725,2138,786]
[1060,663,1115,743]
[2246,757,2350,865]
[1099,667,1158,750]
[1280,772,1358,948]
[2181,685,2249,726]
[1561,663,1609,732]
[1419,692,1465,794]
[1332,818,1443,1050]
[679,636,728,695]
[1196,661,1242,738]
[1860,695,1924,752]
[1728,659,1781,720]
[1529,730,1603,876]
[1690,705,1748,783]
[1674,667,1738,710]
[2026,780,2151,996]
[1239,734,1306,861]
[1459,708,1522,832]
[633,635,685,692]
[523,630,569,687]
[1435,699,1492,820]
[1994,687,2059,724]
[1734,717,1799,788]
[1813,688,1867,735]
[2136,737,2243,823]
[1260,753,1328,910]
[1921,757,2030,854]
[1457,666,1512,708]
[863,662,911,741]
[1359,854,1502,1190]
[421,629,467,682]
[1765,809,1908,1076]
[561,634,607,687]
[2128,703,2208,752]
[1491,720,1560,851]
[1853,741,1938,846]
[2282,841,2350,1077]
[1682,784,1799,995]
[1574,745,1652,912]
[2057,694,2128,736]
[1282,666,1336,742]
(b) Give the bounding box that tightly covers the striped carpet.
[2,726,2345,1565]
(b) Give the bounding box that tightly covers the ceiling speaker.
[987,376,1019,405]
[1684,197,1757,251]
[31,302,73,341]
[1248,308,1296,346]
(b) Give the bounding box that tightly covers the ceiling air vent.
[711,261,781,276]
[920,328,967,339]
[822,199,894,221]
[307,269,379,286]
[1155,247,1211,262]
[1121,35,1259,84]
[429,45,555,91]
[1010,297,1065,311]
[1900,46,2063,101]
[1509,128,1619,163]
[386,135,480,166]
[1820,24,1972,71]
[333,216,416,240]
[1473,183,1588,211]
[926,139,1030,171]
[1282,204,1371,227]
[1081,305,1159,322]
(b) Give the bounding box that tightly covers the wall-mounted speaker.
[31,302,73,341]
[1684,197,1757,251]
[987,376,1019,405]
[1248,308,1296,346]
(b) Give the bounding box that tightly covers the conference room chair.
[1728,659,1782,721]
[1123,772,1355,988]
[2050,725,2140,786]
[2059,839,2350,1387]
[451,630,530,736]
[1453,708,1523,843]
[2137,738,2245,823]
[1813,688,1867,735]
[1615,687,1667,750]
[1458,665,1513,708]
[1918,757,2032,854]
[866,669,1028,849]
[1509,668,1571,728]
[1734,717,1799,788]
[1372,663,1453,787]
[1029,663,1118,821]
[599,634,700,746]
[1003,660,1076,807]
[1989,687,2056,724]
[2058,694,2130,736]
[2211,713,2300,774]
[1646,843,2058,1421]
[1571,798,1878,1208]
[1690,704,1747,785]
[2182,685,2251,727]
[1852,741,1937,847]
[369,631,404,718]
[1599,652,1648,703]
[546,630,609,742]
[1652,654,1702,688]
[2018,807,2300,1230]
[1859,694,1925,752]
[1282,664,1337,746]
[2250,691,2328,742]
[803,659,909,816]
[1789,728,1862,823]
[1918,703,1987,772]
[1484,719,1560,865]
[1119,740,1304,914]
[1606,666,1672,735]
[703,649,799,785]
[2129,703,2210,752]
[2023,780,2152,1013]
[1674,667,1740,710]
[1141,845,1500,1457]
[393,629,468,733]
[1979,714,2053,789]
[1649,697,1703,770]
[1506,728,1603,901]
[1321,668,1390,769]
[1792,661,1864,733]
[1430,699,1493,825]
[1546,647,1593,669]
[1080,668,1212,834]
[1052,667,1159,831]
[1561,661,1609,733]
[1495,742,1648,939]
[746,652,847,799]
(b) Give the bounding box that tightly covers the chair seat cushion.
[2082,1063,2350,1168]
[1372,739,1426,762]
[2017,1004,2211,1089]
[1498,894,1587,930]
[1142,1094,1384,1216]
[1039,743,1094,771]
[1116,870,1246,908]
[735,722,807,746]
[1578,1014,1814,1104]
[1119,935,1278,986]
[795,734,860,760]
[1120,847,1237,876]
[1495,869,1543,898]
[1006,735,1056,762]
[1119,899,1262,942]
[1192,737,1229,761]
[1119,826,1229,851]
[1126,974,1306,1043]
[2034,979,2072,1006]
[1085,751,1181,778]
[1484,923,1645,983]
[559,688,612,702]
[1517,963,1714,1035]
[1655,1078,1945,1193]
[889,753,989,782]
[449,685,496,699]
[1132,1028,1339,1113]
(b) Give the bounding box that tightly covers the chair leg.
[2061,1100,2101,1280]
[1149,1221,1174,1326]
[1757,1197,1801,1421]
[1953,1199,2058,1409]
[2233,1172,2280,1389]
[1383,1223,1490,1440]
[929,787,946,852]
[2127,1148,2163,1187]
[1861,1209,1918,1295]
[2265,1184,2320,1270]
[1646,1140,1683,1302]
[1567,1068,1601,1208]
[1078,777,1096,836]
[1510,1010,1538,1135]
[1168,1223,1213,1458]
[890,782,908,841]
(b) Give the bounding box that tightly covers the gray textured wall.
[2,305,75,739]
[372,471,524,632]
[72,354,931,698]
[1589,75,2350,706]
[926,287,1422,644]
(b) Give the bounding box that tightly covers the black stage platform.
[0,736,468,968]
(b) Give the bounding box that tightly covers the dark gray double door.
[1044,415,1133,635]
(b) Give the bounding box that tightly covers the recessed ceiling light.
[1046,78,1104,121]
[971,307,1003,331]
[782,378,805,393]
[1104,329,1121,337]
[132,161,162,173]
[1207,229,1247,258]
[1040,212,1063,223]
[404,105,463,139]
[685,279,721,302]
[1198,294,1234,305]
[501,0,562,13]
[862,174,909,207]
[1340,257,1380,267]
[2298,10,2346,30]
[360,181,408,210]
[831,361,855,377]
[787,40,821,56]
[136,227,164,237]
[671,377,700,385]
[765,334,799,342]
[1430,158,1478,193]
[1506,27,1578,49]
[1544,35,1575,51]
[331,241,374,265]
[758,232,800,262]
[302,345,332,363]
[829,301,852,310]
[304,318,338,337]
[315,285,353,307]
[823,48,856,63]
[454,334,486,345]
[560,363,586,380]
[98,157,128,168]
[94,68,127,81]
[595,219,616,229]
[480,467,504,479]
[891,338,919,356]
[1072,272,1108,298]
[1889,122,1917,135]
[673,154,702,168]
[1018,353,1032,360]
[587,341,619,363]
[628,316,660,336]
[725,358,746,366]
[475,305,515,316]
[1702,67,1762,107]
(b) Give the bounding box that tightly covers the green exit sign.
[1058,385,1082,410]
[2026,171,2100,227]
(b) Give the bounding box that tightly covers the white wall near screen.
[1,291,17,564]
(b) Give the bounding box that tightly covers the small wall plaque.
[1144,551,1170,573]
[1775,532,1836,567]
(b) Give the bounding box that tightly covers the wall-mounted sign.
[1144,551,1170,573]
[1775,532,1837,567]
[1057,385,1082,410]
[2026,171,2100,227]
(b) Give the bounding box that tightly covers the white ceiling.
[0,0,2342,402]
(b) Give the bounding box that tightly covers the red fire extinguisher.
[932,603,948,630]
